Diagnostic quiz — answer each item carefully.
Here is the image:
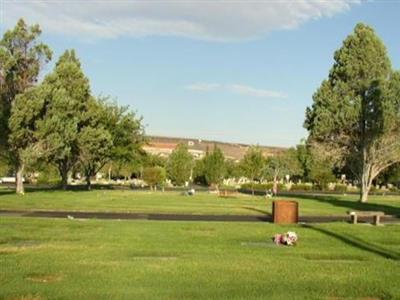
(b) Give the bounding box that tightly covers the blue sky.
[1,0,400,147]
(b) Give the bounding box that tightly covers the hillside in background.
[143,136,287,161]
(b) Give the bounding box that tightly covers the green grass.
[0,188,399,216]
[1,217,400,299]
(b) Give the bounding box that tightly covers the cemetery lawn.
[0,188,399,216]
[1,217,399,300]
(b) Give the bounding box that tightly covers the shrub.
[334,184,348,193]
[290,183,313,191]
[36,172,59,184]
[143,166,166,190]
[240,182,286,192]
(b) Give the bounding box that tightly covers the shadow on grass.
[0,189,15,196]
[284,193,400,217]
[0,184,212,196]
[302,224,400,260]
[241,206,271,216]
[0,184,132,196]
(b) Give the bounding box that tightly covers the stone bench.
[347,211,385,225]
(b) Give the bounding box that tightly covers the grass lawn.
[0,217,399,299]
[0,188,399,217]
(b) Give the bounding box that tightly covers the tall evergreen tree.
[305,23,400,202]
[37,50,91,189]
[0,19,52,194]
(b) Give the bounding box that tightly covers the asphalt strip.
[0,209,399,223]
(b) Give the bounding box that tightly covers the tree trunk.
[360,171,372,203]
[360,187,370,203]
[272,175,278,196]
[15,162,25,195]
[61,172,68,190]
[86,175,92,191]
[359,151,373,203]
[59,164,69,190]
[251,181,254,196]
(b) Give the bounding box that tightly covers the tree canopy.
[264,148,303,194]
[240,146,265,195]
[167,144,194,186]
[202,146,226,187]
[37,49,91,189]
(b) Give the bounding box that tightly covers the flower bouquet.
[273,231,298,246]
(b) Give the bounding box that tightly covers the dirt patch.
[6,295,45,300]
[305,254,367,262]
[241,241,276,248]
[131,256,178,261]
[25,273,62,283]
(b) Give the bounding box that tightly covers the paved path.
[1,209,399,223]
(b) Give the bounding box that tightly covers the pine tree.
[305,23,400,202]
[1,19,52,194]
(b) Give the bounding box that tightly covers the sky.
[1,0,400,147]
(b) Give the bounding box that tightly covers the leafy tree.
[192,159,206,185]
[264,148,303,195]
[143,166,166,190]
[202,146,226,188]
[240,146,265,195]
[386,164,400,189]
[305,23,400,202]
[0,19,52,194]
[295,141,336,188]
[78,98,144,190]
[142,153,167,168]
[8,86,49,193]
[225,159,242,179]
[32,162,60,185]
[308,156,336,190]
[377,163,400,189]
[104,100,145,175]
[78,122,113,190]
[0,156,10,176]
[37,50,91,189]
[295,141,313,182]
[167,143,194,186]
[104,148,148,181]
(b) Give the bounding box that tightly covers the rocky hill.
[143,135,287,161]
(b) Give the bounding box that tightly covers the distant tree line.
[137,141,400,197]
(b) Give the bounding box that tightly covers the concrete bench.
[347,211,385,225]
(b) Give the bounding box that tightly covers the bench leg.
[351,215,358,224]
[373,215,381,226]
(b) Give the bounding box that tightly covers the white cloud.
[185,82,221,92]
[228,84,287,98]
[185,82,287,99]
[2,0,360,41]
